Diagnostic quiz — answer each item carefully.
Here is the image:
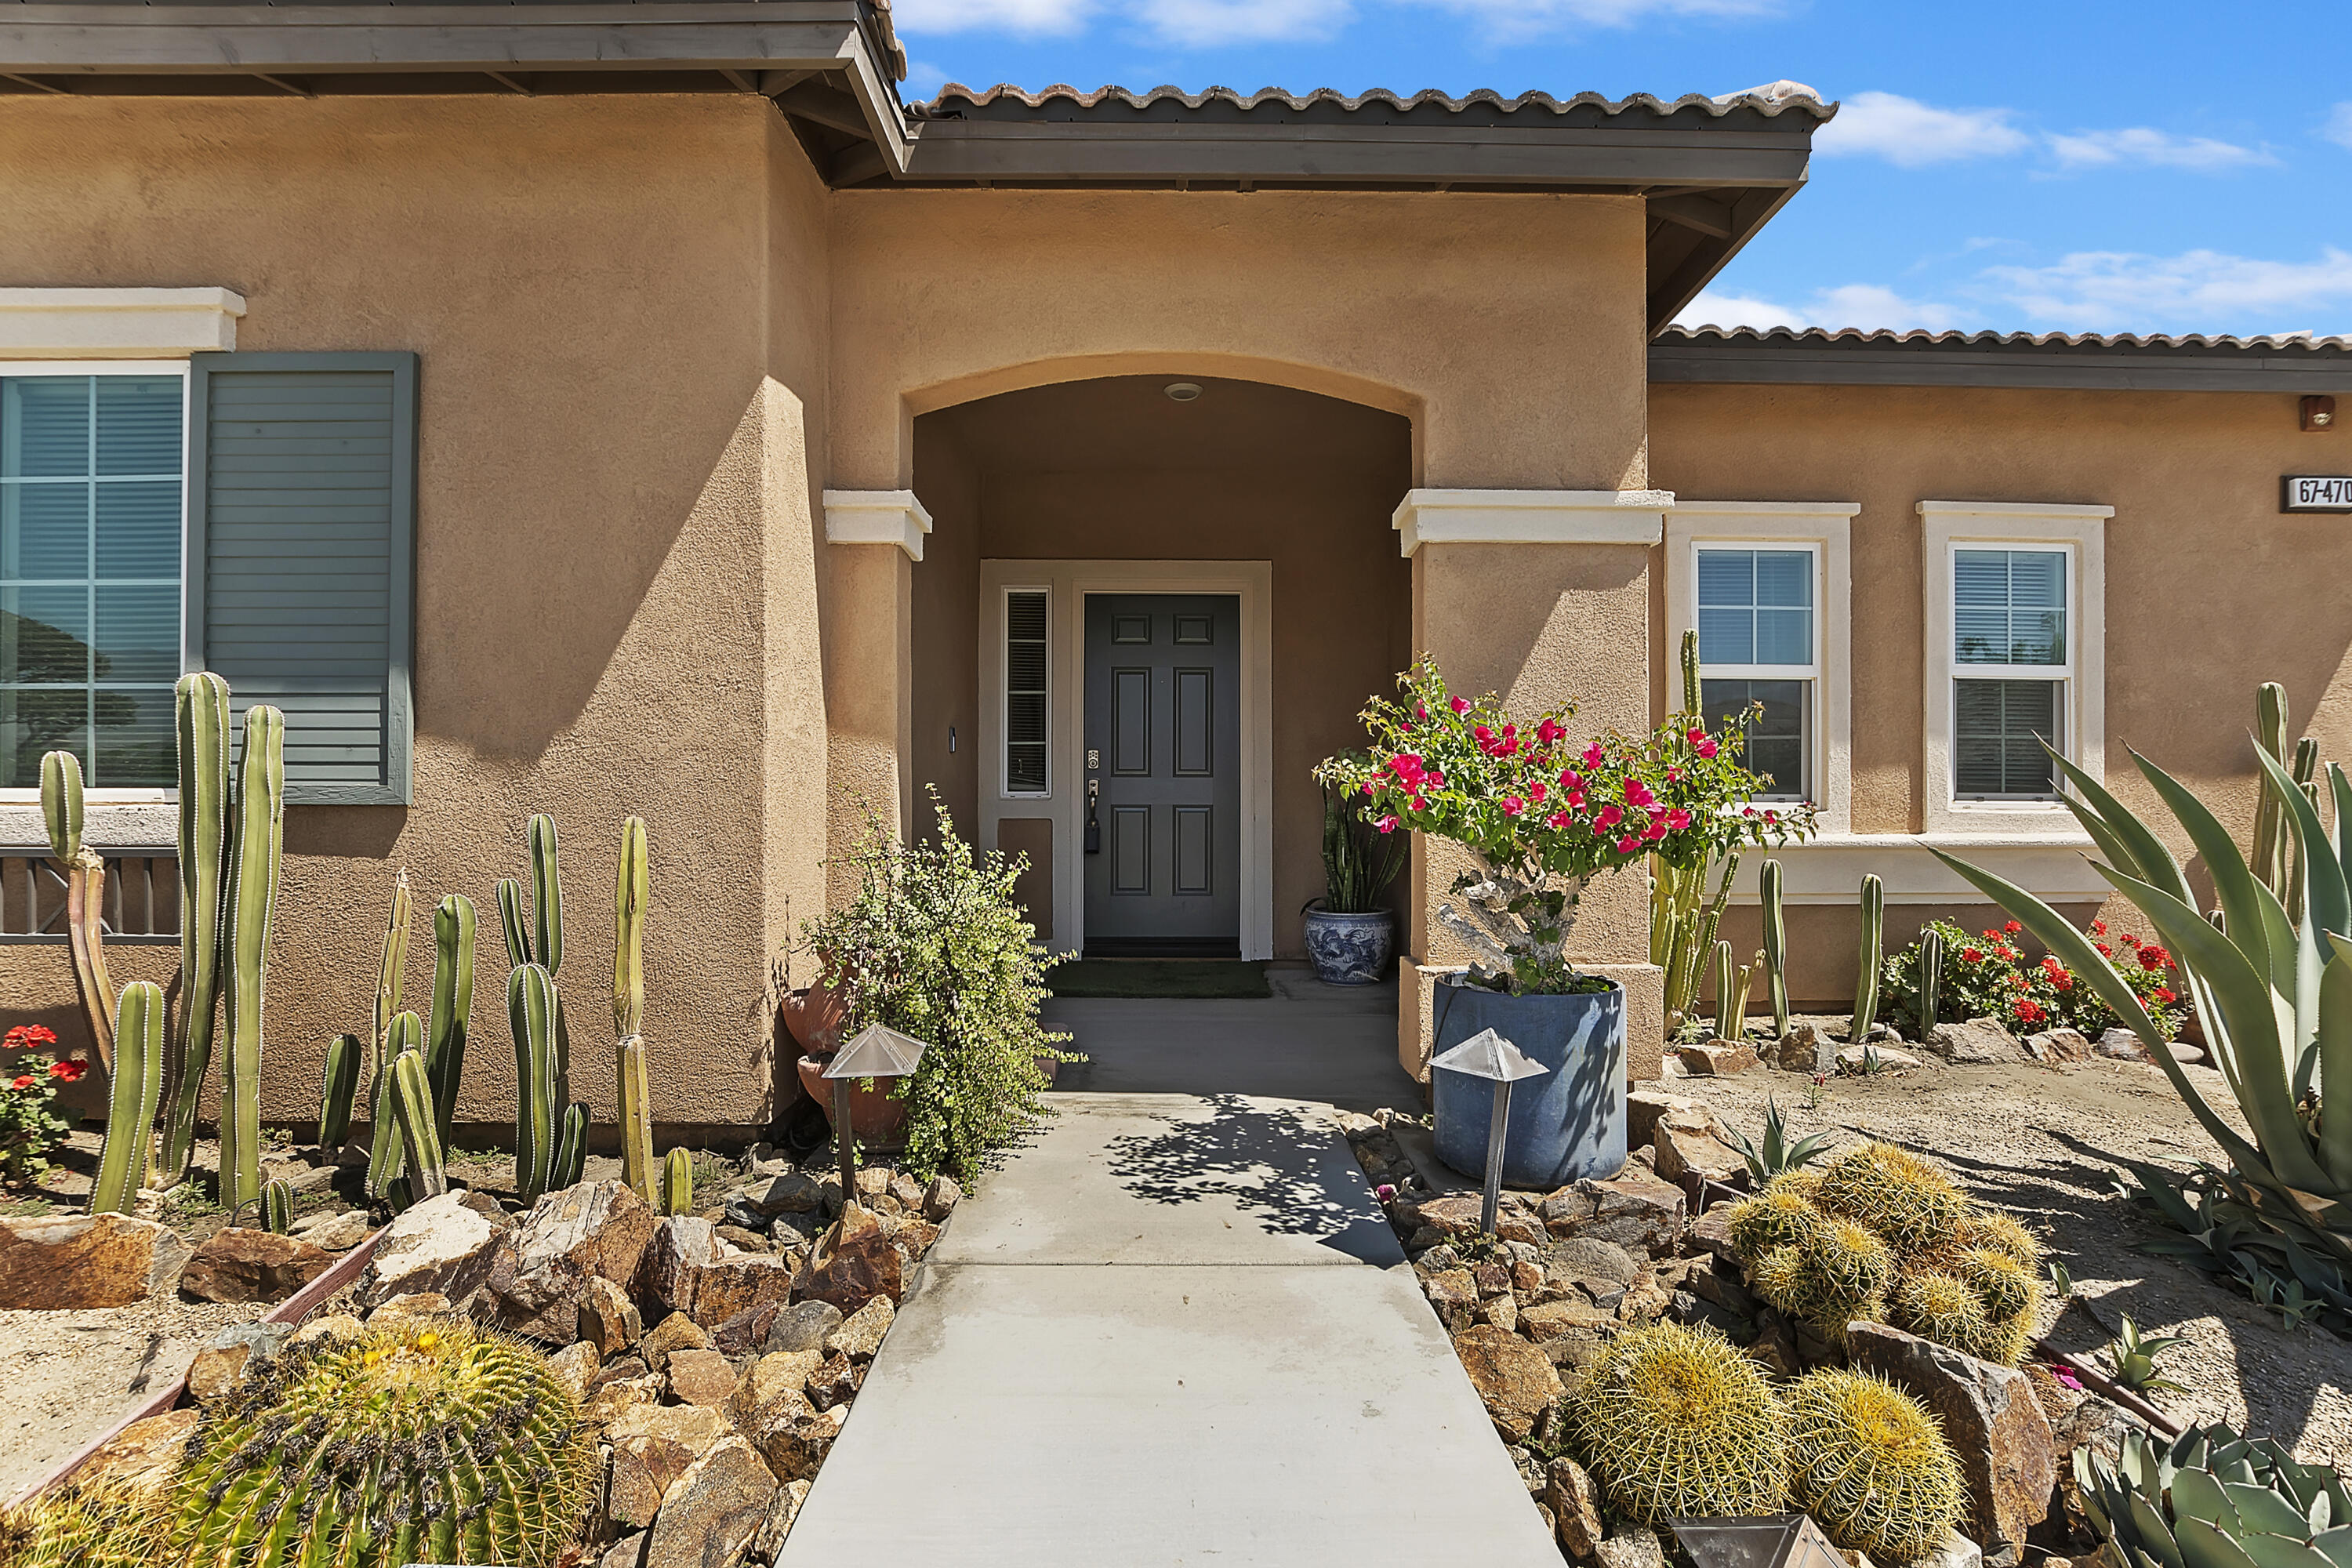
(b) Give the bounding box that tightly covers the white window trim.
[0,361,193,811]
[1666,503,1857,835]
[998,584,1051,800]
[1920,501,2110,835]
[0,289,244,361]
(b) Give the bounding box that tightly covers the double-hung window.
[1694,544,1817,803]
[1951,546,2069,799]
[0,368,186,791]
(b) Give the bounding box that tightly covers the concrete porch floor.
[1045,964,1425,1112]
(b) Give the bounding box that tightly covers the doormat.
[1048,960,1272,1000]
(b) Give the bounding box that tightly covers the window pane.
[95,481,180,579]
[1007,744,1047,796]
[2008,551,2065,607]
[1955,678,2060,797]
[1697,550,1754,608]
[1696,606,1753,666]
[1703,677,1808,800]
[0,688,89,788]
[1954,548,2067,667]
[1,587,91,683]
[95,378,182,476]
[96,584,178,683]
[1005,590,1049,793]
[1754,608,1811,666]
[2,379,90,479]
[2,483,91,579]
[92,685,174,788]
[1752,550,1812,608]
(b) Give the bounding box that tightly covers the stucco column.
[820,492,932,885]
[1396,489,1669,1087]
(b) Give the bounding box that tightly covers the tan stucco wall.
[909,419,982,844]
[0,93,833,1135]
[915,376,1414,957]
[1652,382,2352,1007]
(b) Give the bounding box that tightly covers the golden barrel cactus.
[1784,1369,1966,1563]
[1566,1321,1791,1523]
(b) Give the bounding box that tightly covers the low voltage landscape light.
[1427,1026,1550,1235]
[822,1022,929,1208]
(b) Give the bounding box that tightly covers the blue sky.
[887,0,2352,339]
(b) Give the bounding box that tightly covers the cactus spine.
[218,705,284,1216]
[1759,856,1790,1038]
[1851,873,1883,1044]
[39,750,114,1072]
[510,962,559,1204]
[90,982,163,1214]
[1918,926,1944,1036]
[157,672,232,1185]
[426,893,476,1149]
[618,1036,655,1203]
[1784,1370,1965,1563]
[365,871,414,1196]
[387,1021,447,1202]
[318,1033,363,1152]
[662,1145,695,1215]
[2253,681,2291,896]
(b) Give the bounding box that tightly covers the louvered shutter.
[185,352,416,804]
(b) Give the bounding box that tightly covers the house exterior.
[0,1,2346,1133]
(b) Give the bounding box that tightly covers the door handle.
[1085,779,1102,855]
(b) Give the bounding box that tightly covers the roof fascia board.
[1644,181,1798,334]
[1650,343,2352,392]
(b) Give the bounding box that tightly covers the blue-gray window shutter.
[185,351,416,805]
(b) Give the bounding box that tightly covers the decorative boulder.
[361,1189,501,1308]
[180,1227,338,1304]
[604,1402,730,1532]
[1846,1321,2056,1558]
[1450,1323,1564,1443]
[1925,1018,2022,1065]
[481,1180,661,1341]
[0,1214,189,1309]
[797,1204,903,1312]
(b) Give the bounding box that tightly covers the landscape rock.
[290,1311,364,1347]
[605,1403,731,1532]
[579,1274,644,1356]
[1547,1457,1606,1562]
[1847,1321,2055,1555]
[1917,1530,1984,1568]
[824,1294,895,1360]
[749,1479,814,1560]
[1544,1236,1641,1294]
[746,1171,825,1215]
[2023,1028,2096,1068]
[1517,1298,1617,1342]
[716,1216,773,1249]
[180,1227,337,1304]
[0,1214,189,1308]
[708,1300,789,1359]
[2096,1029,2151,1062]
[361,1190,500,1308]
[1544,1174,1685,1252]
[1838,1044,1922,1073]
[1774,1023,1835,1073]
[482,1180,662,1341]
[667,1347,739,1407]
[600,1531,648,1568]
[1926,1018,2023,1065]
[729,1363,839,1480]
[885,1171,926,1212]
[1598,1524,1666,1568]
[639,1311,711,1374]
[263,1157,339,1196]
[1451,1324,1565,1442]
[1651,1123,1749,1188]
[681,1250,797,1330]
[805,1352,860,1411]
[367,1290,456,1330]
[187,1320,294,1403]
[799,1205,903,1312]
[77,1408,199,1494]
[1685,1207,1738,1260]
[458,1189,516,1228]
[922,1175,962,1219]
[636,1216,726,1319]
[546,1339,601,1401]
[1626,1091,1705,1151]
[1675,1040,1759,1076]
[290,1208,373,1250]
[764,1299,845,1355]
[587,1372,665,1425]
[731,1350,826,1424]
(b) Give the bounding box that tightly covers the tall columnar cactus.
[90,981,163,1214]
[2252,682,2291,897]
[1681,627,1703,714]
[167,1321,599,1568]
[426,893,477,1149]
[39,750,114,1072]
[1759,857,1791,1038]
[662,1145,695,1216]
[495,876,530,970]
[1918,926,1944,1035]
[1851,873,1884,1044]
[527,815,572,1114]
[157,672,232,1185]
[1711,939,1737,1036]
[552,1102,589,1191]
[387,1027,447,1203]
[509,962,559,1204]
[218,705,284,1217]
[365,871,414,1196]
[613,817,655,1198]
[318,1033,363,1152]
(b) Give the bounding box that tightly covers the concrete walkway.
[778,1093,1559,1566]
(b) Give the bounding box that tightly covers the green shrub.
[805,789,1079,1183]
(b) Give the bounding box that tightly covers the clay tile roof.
[913,80,1837,124]
[1658,324,2352,354]
[862,0,906,84]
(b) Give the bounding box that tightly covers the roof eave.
[1651,332,2352,392]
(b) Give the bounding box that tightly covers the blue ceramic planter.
[1430,975,1627,1189]
[1301,907,1395,985]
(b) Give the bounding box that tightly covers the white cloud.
[1980,247,2352,334]
[891,0,1095,36]
[1140,0,1352,45]
[1675,282,1969,333]
[2326,103,2352,150]
[1813,90,2032,167]
[1399,0,1781,38]
[2045,126,2273,172]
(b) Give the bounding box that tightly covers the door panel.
[1083,593,1241,956]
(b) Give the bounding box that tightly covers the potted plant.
[1301,766,1408,984]
[1319,658,1806,1187]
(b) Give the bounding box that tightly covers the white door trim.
[978,559,1274,960]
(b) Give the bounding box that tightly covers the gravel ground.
[1657,1044,2352,1468]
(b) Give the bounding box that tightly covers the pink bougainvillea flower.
[1502,797,1526,816]
[1613,836,1640,855]
[1375,815,1400,834]
[1408,796,1428,812]
[1666,768,1683,783]
[1529,781,1547,804]
[1537,718,1565,746]
[1595,804,1624,829]
[1450,695,1470,713]
[2048,1363,2084,1391]
[1376,1183,1397,1201]
[1664,808,1692,831]
[1581,742,1606,767]
[1474,725,1494,743]
[1623,780,1656,808]
[1547,811,1574,829]
[1696,737,1719,760]
[1425,771,1445,789]
[1559,771,1584,792]
[1686,727,1708,747]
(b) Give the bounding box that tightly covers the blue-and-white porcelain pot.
[1301,906,1395,985]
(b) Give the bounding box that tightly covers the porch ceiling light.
[823,1024,929,1210]
[1163,382,1204,402]
[1428,1028,1548,1236]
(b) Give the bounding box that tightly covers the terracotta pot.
[796,1054,911,1149]
[782,978,849,1056]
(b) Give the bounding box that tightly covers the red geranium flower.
[8,1076,32,1091]
[2013,1000,2046,1025]
[2,1024,58,1051]
[1962,948,1984,964]
[2004,921,2024,935]
[2136,946,2172,971]
[47,1058,85,1083]
[2153,986,2178,1006]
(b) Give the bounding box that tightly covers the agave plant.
[2077,1423,2352,1568]
[1721,1098,1838,1184]
[1933,732,2352,1269]
[2101,1314,2190,1396]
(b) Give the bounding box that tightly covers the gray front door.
[1083,593,1241,956]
